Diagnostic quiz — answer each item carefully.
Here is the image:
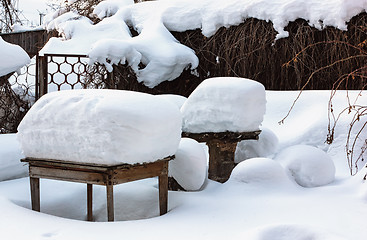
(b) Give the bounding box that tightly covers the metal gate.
[36,54,111,100]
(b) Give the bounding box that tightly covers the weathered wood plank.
[21,156,174,171]
[112,161,166,184]
[87,184,93,221]
[30,177,40,212]
[207,140,237,183]
[159,161,168,215]
[0,30,57,58]
[182,130,261,143]
[106,183,114,222]
[29,167,107,185]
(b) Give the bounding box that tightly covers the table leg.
[106,184,114,222]
[87,184,93,221]
[30,177,40,212]
[207,140,237,183]
[159,162,168,215]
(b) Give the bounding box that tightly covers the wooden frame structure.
[182,131,261,183]
[21,156,173,222]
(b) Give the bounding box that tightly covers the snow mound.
[155,94,187,109]
[243,223,347,240]
[17,89,182,165]
[235,128,279,163]
[229,158,290,185]
[0,37,30,77]
[275,145,336,187]
[0,134,27,181]
[169,138,207,191]
[181,77,266,133]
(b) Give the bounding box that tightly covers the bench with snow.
[17,89,182,221]
[180,77,266,183]
[21,156,173,222]
[182,131,261,183]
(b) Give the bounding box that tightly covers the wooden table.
[182,131,261,183]
[21,156,173,221]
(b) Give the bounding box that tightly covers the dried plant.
[0,73,31,133]
[282,40,367,176]
[0,0,22,33]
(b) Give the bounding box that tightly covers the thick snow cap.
[0,37,30,77]
[181,77,266,133]
[17,89,182,165]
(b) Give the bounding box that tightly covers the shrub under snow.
[229,158,290,185]
[275,145,336,187]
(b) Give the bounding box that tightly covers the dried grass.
[112,13,367,96]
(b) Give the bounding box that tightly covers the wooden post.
[207,140,237,183]
[106,183,114,222]
[87,184,93,221]
[37,55,48,99]
[158,161,168,215]
[30,177,40,212]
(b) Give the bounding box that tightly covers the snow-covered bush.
[168,138,207,191]
[275,145,336,187]
[17,89,182,165]
[181,77,266,133]
[235,128,279,163]
[228,158,291,185]
[283,38,367,176]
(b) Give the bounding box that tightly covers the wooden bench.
[21,156,173,221]
[182,131,261,183]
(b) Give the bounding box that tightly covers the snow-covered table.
[180,77,266,183]
[21,156,173,222]
[182,131,261,183]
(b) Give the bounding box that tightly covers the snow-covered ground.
[2,1,366,239]
[0,90,366,240]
